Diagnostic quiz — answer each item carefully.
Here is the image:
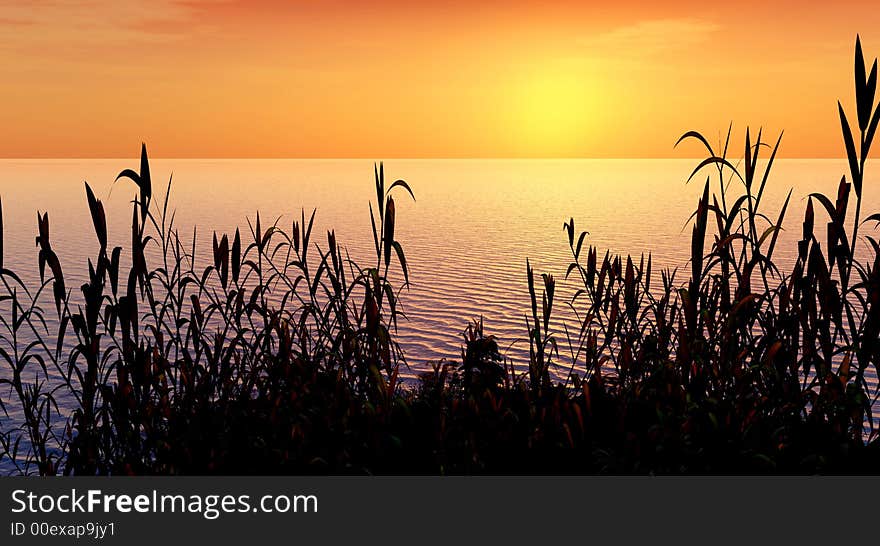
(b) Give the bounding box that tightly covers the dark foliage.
[2,37,880,475]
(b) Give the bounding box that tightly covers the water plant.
[1,36,879,475]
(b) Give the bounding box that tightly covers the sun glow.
[0,2,873,158]
[507,68,601,157]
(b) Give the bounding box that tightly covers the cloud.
[579,18,720,57]
[0,1,198,55]
[0,17,35,26]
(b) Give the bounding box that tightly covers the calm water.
[0,159,878,443]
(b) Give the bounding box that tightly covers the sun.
[507,67,600,157]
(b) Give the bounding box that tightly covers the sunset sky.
[1,0,878,158]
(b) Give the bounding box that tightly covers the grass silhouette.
[2,36,880,475]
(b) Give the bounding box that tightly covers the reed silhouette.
[1,36,880,475]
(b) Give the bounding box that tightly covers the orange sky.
[0,0,878,158]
